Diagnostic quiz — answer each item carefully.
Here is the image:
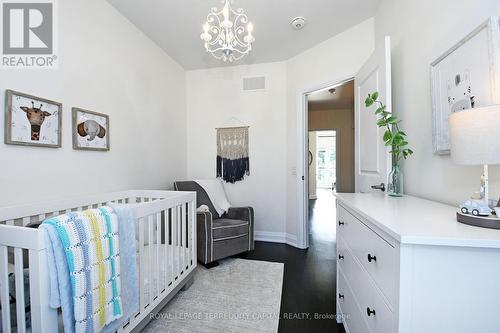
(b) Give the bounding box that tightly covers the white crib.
[0,190,197,333]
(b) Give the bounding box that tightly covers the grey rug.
[143,258,284,333]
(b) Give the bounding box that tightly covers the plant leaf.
[365,97,374,107]
[387,116,398,124]
[383,130,392,143]
[371,92,379,100]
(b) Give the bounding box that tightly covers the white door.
[355,36,392,193]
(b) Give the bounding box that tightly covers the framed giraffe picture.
[4,90,62,148]
[72,107,110,151]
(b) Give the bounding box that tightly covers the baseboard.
[254,231,300,248]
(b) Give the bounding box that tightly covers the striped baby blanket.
[43,207,123,333]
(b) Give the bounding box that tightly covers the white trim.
[254,231,300,248]
[213,234,248,242]
[212,222,248,229]
[308,194,317,200]
[296,75,356,250]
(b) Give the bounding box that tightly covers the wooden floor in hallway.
[239,189,345,333]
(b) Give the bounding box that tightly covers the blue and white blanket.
[41,206,137,333]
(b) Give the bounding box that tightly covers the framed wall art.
[4,90,62,148]
[431,16,500,155]
[72,107,110,151]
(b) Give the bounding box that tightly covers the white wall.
[286,18,375,242]
[186,62,290,244]
[0,0,187,205]
[375,0,500,205]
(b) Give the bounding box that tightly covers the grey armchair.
[174,181,254,265]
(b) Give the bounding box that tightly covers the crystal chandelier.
[200,0,255,62]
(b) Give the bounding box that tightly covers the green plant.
[365,92,413,164]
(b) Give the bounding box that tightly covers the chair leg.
[202,261,219,269]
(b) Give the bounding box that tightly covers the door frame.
[296,74,355,249]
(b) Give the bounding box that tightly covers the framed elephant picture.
[72,107,110,151]
[4,90,62,148]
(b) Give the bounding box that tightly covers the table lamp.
[449,105,500,227]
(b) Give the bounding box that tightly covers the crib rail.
[0,190,197,333]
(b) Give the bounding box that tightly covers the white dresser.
[335,193,500,333]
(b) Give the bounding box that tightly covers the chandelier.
[200,0,255,62]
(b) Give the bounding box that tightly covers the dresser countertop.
[335,193,500,248]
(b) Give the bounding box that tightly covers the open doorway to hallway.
[307,80,354,242]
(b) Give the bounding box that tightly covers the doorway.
[307,80,355,243]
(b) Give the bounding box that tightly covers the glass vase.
[388,164,403,197]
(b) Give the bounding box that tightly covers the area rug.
[143,258,284,333]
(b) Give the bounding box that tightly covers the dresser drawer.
[338,237,394,333]
[338,268,371,333]
[337,204,397,306]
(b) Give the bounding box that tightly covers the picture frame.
[431,16,500,155]
[72,107,110,151]
[4,89,62,148]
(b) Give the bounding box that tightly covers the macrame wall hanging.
[216,126,250,183]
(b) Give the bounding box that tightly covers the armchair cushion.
[212,219,249,240]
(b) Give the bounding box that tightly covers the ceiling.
[107,0,379,70]
[308,80,354,111]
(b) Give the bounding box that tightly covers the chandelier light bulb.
[200,0,255,62]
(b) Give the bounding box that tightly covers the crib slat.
[138,217,145,312]
[172,207,178,280]
[188,200,195,267]
[0,245,11,333]
[156,212,161,294]
[147,215,154,304]
[163,210,168,290]
[177,206,182,276]
[14,248,26,333]
[181,203,187,271]
[167,209,173,289]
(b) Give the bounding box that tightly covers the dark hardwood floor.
[238,189,345,333]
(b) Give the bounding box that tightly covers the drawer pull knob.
[338,254,344,260]
[367,254,377,262]
[338,293,345,299]
[338,221,345,226]
[366,307,376,317]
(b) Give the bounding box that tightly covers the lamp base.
[456,212,500,230]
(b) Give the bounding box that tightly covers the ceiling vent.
[242,76,266,92]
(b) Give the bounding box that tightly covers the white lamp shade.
[449,105,500,165]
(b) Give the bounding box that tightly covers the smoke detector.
[291,17,306,30]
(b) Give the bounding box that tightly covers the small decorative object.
[449,104,500,228]
[216,126,249,183]
[431,16,500,155]
[200,0,255,62]
[365,92,413,197]
[72,107,109,151]
[4,90,62,148]
[459,199,492,217]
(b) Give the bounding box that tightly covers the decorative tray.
[456,212,500,230]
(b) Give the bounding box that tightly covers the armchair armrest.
[226,207,254,222]
[226,207,254,251]
[197,211,213,264]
